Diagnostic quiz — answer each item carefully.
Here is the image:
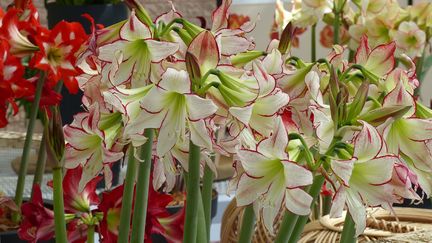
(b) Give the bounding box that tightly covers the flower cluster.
[0,1,86,127]
[275,0,432,59]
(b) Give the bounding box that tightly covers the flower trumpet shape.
[235,117,313,232]
[125,68,218,157]
[330,122,404,236]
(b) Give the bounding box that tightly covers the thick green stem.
[52,168,67,243]
[196,190,208,243]
[333,11,340,45]
[117,146,138,243]
[202,164,214,242]
[32,134,47,189]
[130,129,154,243]
[14,73,45,217]
[288,175,326,243]
[238,205,256,243]
[274,211,299,243]
[414,47,426,96]
[348,50,355,63]
[322,194,332,215]
[183,141,201,243]
[87,225,95,243]
[311,24,317,62]
[340,212,357,243]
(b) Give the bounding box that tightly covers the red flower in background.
[18,185,55,243]
[98,185,124,243]
[270,23,306,48]
[98,184,185,243]
[227,13,250,30]
[319,24,350,48]
[0,39,28,127]
[31,20,87,94]
[47,166,101,213]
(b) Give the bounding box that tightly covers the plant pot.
[0,231,56,243]
[151,189,219,243]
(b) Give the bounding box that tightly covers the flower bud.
[230,51,267,67]
[346,81,369,122]
[358,105,411,126]
[185,51,202,86]
[124,0,153,27]
[44,107,65,169]
[278,22,294,54]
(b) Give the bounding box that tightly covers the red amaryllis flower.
[319,24,349,48]
[98,184,185,243]
[18,185,55,243]
[31,20,87,94]
[227,14,250,30]
[47,166,101,213]
[0,39,25,127]
[63,166,101,213]
[98,185,124,243]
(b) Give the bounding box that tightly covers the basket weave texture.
[221,198,432,243]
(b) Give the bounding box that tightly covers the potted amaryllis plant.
[4,0,432,243]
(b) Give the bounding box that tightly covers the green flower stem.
[238,205,255,243]
[183,141,202,243]
[274,211,299,243]
[130,129,154,243]
[311,24,317,62]
[340,212,356,243]
[32,133,47,188]
[322,194,332,215]
[333,10,340,45]
[14,72,46,219]
[118,146,138,243]
[87,225,95,243]
[196,190,208,243]
[52,167,67,243]
[414,47,426,96]
[202,164,214,242]
[288,175,326,243]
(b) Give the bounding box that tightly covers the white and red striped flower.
[235,117,313,232]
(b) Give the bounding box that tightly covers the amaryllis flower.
[354,35,396,78]
[125,68,218,157]
[98,184,185,243]
[330,122,403,236]
[64,104,124,191]
[98,185,124,243]
[0,39,24,127]
[393,21,426,58]
[98,11,178,87]
[227,14,250,30]
[62,166,101,213]
[235,117,313,232]
[31,20,87,93]
[319,24,349,48]
[0,8,39,57]
[18,185,55,243]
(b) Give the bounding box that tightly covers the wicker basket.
[221,199,432,243]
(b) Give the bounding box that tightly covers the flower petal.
[285,188,312,215]
[353,121,382,162]
[186,95,218,120]
[147,39,179,62]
